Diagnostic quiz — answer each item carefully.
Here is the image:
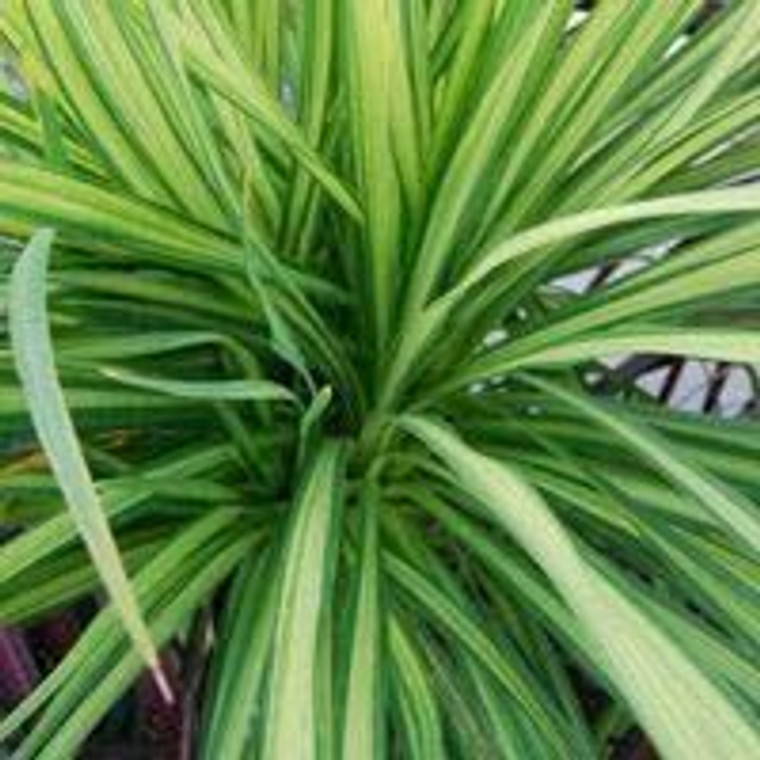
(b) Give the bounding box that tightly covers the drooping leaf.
[401,415,760,760]
[8,228,166,690]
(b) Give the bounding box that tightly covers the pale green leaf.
[8,229,164,687]
[401,415,760,760]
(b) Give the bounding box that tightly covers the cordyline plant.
[0,1,759,758]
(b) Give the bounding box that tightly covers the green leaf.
[1,509,242,746]
[100,365,297,404]
[459,327,760,386]
[341,481,382,760]
[455,186,760,303]
[384,549,567,754]
[2,3,760,756]
[262,440,346,760]
[200,551,279,760]
[174,0,362,223]
[520,375,760,557]
[388,616,445,760]
[8,229,165,691]
[0,443,233,587]
[29,529,252,759]
[400,415,760,760]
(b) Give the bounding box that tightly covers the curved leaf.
[8,229,166,694]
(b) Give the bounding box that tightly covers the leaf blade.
[8,229,164,690]
[262,440,346,760]
[400,415,760,760]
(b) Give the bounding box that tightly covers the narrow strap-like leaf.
[521,374,760,557]
[400,415,760,760]
[457,328,760,388]
[262,440,346,760]
[341,481,382,760]
[100,366,297,404]
[8,229,166,694]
